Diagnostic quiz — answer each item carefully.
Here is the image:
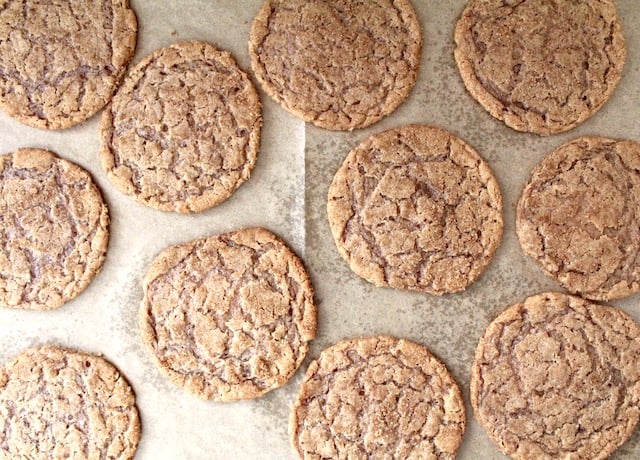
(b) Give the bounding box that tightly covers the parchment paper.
[0,1,638,458]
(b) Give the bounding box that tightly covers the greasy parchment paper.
[0,1,639,458]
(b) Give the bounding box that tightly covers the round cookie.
[0,148,109,310]
[517,136,640,301]
[100,40,262,213]
[0,0,137,129]
[290,336,466,459]
[471,292,640,460]
[327,124,503,295]
[0,345,140,459]
[140,227,316,401]
[249,0,422,131]
[454,0,625,136]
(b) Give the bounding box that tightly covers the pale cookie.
[100,40,262,213]
[327,124,503,295]
[471,292,640,460]
[290,336,466,459]
[0,0,137,129]
[454,0,625,135]
[140,227,316,401]
[0,149,109,310]
[0,345,140,459]
[249,0,422,131]
[517,136,640,301]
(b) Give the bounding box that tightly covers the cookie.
[140,227,316,401]
[290,336,465,459]
[454,0,625,135]
[517,136,640,301]
[249,0,422,131]
[471,292,640,460]
[100,40,262,213]
[0,149,109,310]
[0,0,137,129]
[327,124,503,295]
[0,345,140,459]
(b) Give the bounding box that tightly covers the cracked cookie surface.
[327,124,503,294]
[0,149,109,310]
[290,336,465,459]
[100,40,262,213]
[471,292,640,460]
[0,345,140,459]
[140,227,316,401]
[454,0,625,135]
[0,0,137,129]
[517,137,640,301]
[249,0,422,131]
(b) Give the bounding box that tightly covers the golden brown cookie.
[290,336,466,459]
[0,345,140,459]
[100,40,262,213]
[471,292,640,460]
[0,149,109,310]
[140,227,316,401]
[249,0,422,131]
[454,0,625,135]
[327,124,503,295]
[517,136,640,301]
[0,0,137,129]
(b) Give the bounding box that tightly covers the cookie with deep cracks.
[249,0,422,131]
[0,0,137,129]
[454,0,625,135]
[290,336,466,459]
[100,40,262,213]
[0,148,109,310]
[517,136,640,301]
[140,227,316,401]
[0,345,140,458]
[327,124,503,295]
[471,292,640,459]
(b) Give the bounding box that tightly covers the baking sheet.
[0,1,639,458]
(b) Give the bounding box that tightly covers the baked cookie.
[327,124,503,295]
[140,227,316,401]
[471,292,640,460]
[517,136,640,301]
[0,345,140,459]
[100,40,262,213]
[290,336,465,459]
[0,149,109,310]
[0,0,137,129]
[454,0,625,135]
[249,0,422,131]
